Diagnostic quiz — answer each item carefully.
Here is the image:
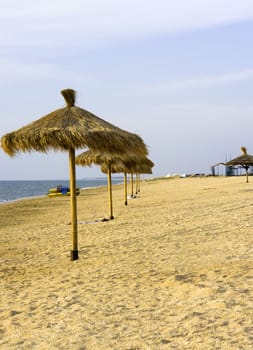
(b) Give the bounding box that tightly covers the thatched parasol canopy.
[76,150,123,220]
[1,89,148,157]
[226,147,253,183]
[123,156,154,173]
[100,155,154,202]
[121,156,154,195]
[0,89,148,260]
[100,159,130,206]
[134,164,153,174]
[76,151,154,217]
[76,150,116,167]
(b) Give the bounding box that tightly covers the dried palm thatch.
[129,164,153,195]
[226,147,253,183]
[124,157,154,196]
[136,164,153,174]
[76,150,123,219]
[0,89,148,261]
[76,150,116,167]
[100,160,125,173]
[76,151,154,217]
[99,156,154,174]
[100,155,154,202]
[123,157,154,196]
[123,156,154,173]
[100,160,130,206]
[1,89,148,157]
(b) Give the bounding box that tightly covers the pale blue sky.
[1,0,253,179]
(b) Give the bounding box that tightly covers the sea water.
[0,178,123,203]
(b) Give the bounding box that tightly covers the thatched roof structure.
[76,150,117,167]
[98,157,154,174]
[1,89,148,157]
[226,147,253,167]
[226,147,253,183]
[211,162,226,168]
[98,156,153,174]
[0,89,148,260]
[100,156,154,200]
[76,150,154,174]
[134,163,153,174]
[76,151,142,216]
[76,150,124,220]
[75,150,154,210]
[123,156,154,173]
[100,162,124,174]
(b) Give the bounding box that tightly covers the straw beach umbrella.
[124,157,154,196]
[135,158,154,193]
[134,162,154,193]
[100,156,154,204]
[100,159,129,205]
[76,150,122,220]
[226,147,253,183]
[0,89,148,261]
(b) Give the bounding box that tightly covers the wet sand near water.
[1,176,253,349]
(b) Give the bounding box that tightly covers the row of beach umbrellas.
[75,150,154,218]
[0,89,153,261]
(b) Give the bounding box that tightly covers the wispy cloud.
[0,59,59,80]
[138,69,253,95]
[1,0,253,50]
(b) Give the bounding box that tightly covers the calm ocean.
[0,178,123,203]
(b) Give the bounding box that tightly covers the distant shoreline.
[0,178,124,204]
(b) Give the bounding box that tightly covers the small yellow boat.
[47,185,80,197]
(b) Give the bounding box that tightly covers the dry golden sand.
[1,176,253,349]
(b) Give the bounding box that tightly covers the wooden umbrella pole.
[108,163,114,219]
[138,174,141,192]
[124,172,128,206]
[131,173,134,197]
[69,148,78,260]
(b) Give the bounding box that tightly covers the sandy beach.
[1,176,253,349]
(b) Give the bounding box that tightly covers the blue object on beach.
[60,186,69,194]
